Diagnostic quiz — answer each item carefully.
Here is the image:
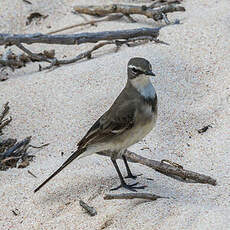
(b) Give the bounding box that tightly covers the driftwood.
[0,27,160,70]
[104,193,166,201]
[0,27,159,46]
[123,150,217,186]
[73,3,185,22]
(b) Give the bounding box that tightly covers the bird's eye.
[131,67,138,73]
[131,68,143,75]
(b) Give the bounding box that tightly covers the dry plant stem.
[42,37,158,70]
[29,143,50,149]
[79,200,97,216]
[0,27,159,46]
[2,136,32,158]
[47,14,123,35]
[124,150,217,186]
[0,117,12,132]
[73,4,185,21]
[0,102,12,132]
[28,170,37,178]
[15,43,53,63]
[104,193,166,201]
[52,41,114,65]
[0,102,9,122]
[149,0,182,9]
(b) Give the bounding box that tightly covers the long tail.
[34,148,86,193]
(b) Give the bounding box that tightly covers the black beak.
[146,70,155,76]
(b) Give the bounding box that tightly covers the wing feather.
[77,101,137,149]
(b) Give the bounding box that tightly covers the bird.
[34,57,157,193]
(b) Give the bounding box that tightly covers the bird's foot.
[125,173,142,179]
[110,182,146,192]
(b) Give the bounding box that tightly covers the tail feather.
[34,148,86,193]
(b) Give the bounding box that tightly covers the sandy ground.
[0,0,230,229]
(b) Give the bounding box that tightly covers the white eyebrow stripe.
[128,65,143,71]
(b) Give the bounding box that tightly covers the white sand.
[1,0,230,229]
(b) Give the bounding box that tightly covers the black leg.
[122,156,142,179]
[110,158,146,192]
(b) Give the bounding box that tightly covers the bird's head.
[127,57,155,80]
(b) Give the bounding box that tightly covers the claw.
[110,182,146,192]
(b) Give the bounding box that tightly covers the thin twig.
[29,143,50,149]
[22,0,32,5]
[79,200,97,216]
[47,14,123,35]
[41,37,159,70]
[28,170,37,178]
[104,193,167,201]
[15,43,53,63]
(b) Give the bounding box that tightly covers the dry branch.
[73,4,185,21]
[0,48,56,70]
[124,150,217,186]
[104,193,166,201]
[0,27,159,46]
[41,36,161,70]
[0,28,160,70]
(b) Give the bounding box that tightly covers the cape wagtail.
[34,57,157,192]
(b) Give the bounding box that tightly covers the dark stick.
[104,193,166,201]
[28,170,37,178]
[79,200,97,216]
[0,27,159,46]
[29,143,50,149]
[124,150,217,186]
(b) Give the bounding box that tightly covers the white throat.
[130,74,155,98]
